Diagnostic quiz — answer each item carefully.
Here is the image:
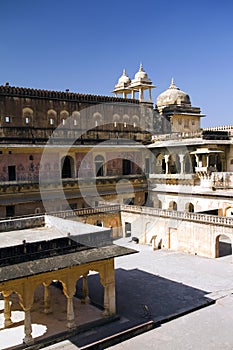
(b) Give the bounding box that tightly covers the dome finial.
[123,68,127,76]
[139,62,144,71]
[169,78,178,89]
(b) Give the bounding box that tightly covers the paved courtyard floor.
[2,239,233,349]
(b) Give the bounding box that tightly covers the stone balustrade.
[120,204,233,227]
[151,130,203,142]
[203,125,233,131]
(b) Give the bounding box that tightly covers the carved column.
[43,282,52,314]
[164,155,170,174]
[149,88,152,101]
[100,259,116,317]
[2,291,13,327]
[19,301,34,344]
[81,273,90,304]
[62,278,77,329]
[179,154,185,174]
[66,297,75,328]
[24,309,33,345]
[18,281,35,345]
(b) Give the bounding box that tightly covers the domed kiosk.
[129,63,155,102]
[155,78,204,133]
[156,78,191,112]
[113,64,155,102]
[113,69,131,98]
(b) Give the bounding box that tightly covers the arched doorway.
[169,201,177,211]
[216,235,232,258]
[170,154,180,174]
[184,153,195,173]
[95,155,105,177]
[61,156,74,179]
[185,202,194,212]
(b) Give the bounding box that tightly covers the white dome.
[132,63,152,84]
[117,69,131,86]
[156,79,191,108]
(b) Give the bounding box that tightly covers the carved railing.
[50,205,121,218]
[120,204,233,226]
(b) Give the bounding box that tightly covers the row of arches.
[155,153,195,174]
[156,200,194,212]
[0,259,115,345]
[155,152,223,175]
[6,108,142,129]
[61,155,142,179]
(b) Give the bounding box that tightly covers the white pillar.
[179,154,185,174]
[164,155,170,174]
[149,88,152,101]
[206,154,209,168]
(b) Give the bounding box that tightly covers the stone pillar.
[103,283,115,317]
[66,297,75,328]
[206,154,209,168]
[81,273,90,304]
[100,259,116,317]
[149,88,152,101]
[24,309,33,345]
[179,154,185,174]
[18,283,35,346]
[139,88,144,100]
[2,291,13,327]
[43,282,52,314]
[62,279,77,329]
[131,90,135,99]
[164,155,170,174]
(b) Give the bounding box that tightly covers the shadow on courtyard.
[73,268,213,347]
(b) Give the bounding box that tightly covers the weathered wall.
[120,207,233,258]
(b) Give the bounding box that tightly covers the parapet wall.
[0,215,45,232]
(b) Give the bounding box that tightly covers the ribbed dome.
[132,63,152,83]
[156,79,191,108]
[117,69,131,86]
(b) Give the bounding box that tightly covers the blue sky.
[0,0,233,127]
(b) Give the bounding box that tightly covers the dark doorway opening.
[123,159,132,175]
[6,205,15,217]
[216,235,232,258]
[62,156,73,178]
[8,166,16,181]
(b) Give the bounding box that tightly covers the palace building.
[0,64,233,247]
[1,66,233,347]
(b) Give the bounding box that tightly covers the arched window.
[169,201,177,211]
[60,110,69,127]
[185,202,194,212]
[48,109,57,126]
[93,112,103,128]
[23,107,33,125]
[95,155,105,177]
[61,156,74,178]
[123,114,129,128]
[156,153,166,174]
[132,115,139,128]
[72,111,80,127]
